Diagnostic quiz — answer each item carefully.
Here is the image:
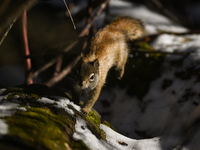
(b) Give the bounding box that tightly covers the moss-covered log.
[0,84,110,150]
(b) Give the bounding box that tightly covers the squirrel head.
[73,59,99,90]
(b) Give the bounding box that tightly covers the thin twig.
[27,56,60,84]
[63,0,76,29]
[54,56,63,76]
[22,10,33,85]
[53,0,77,76]
[45,56,81,87]
[82,0,93,50]
[0,17,16,47]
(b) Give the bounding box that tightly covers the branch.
[27,56,60,84]
[22,10,33,85]
[45,56,81,87]
[0,17,16,47]
[53,56,63,76]
[63,0,76,29]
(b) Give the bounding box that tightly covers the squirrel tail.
[110,16,144,40]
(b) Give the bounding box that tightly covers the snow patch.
[109,0,188,34]
[0,89,8,101]
[0,88,6,95]
[0,119,8,135]
[37,97,56,104]
[100,124,161,150]
[37,96,80,115]
[73,117,112,150]
[55,98,75,115]
[0,102,23,117]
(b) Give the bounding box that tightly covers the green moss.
[7,92,27,100]
[135,41,153,50]
[85,110,107,141]
[70,140,88,150]
[64,92,72,100]
[3,87,24,95]
[102,121,116,131]
[67,104,107,141]
[86,109,101,127]
[4,107,77,150]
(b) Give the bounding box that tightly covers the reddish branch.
[22,10,33,85]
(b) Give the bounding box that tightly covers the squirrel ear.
[93,59,99,68]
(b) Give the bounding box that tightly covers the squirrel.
[72,16,144,115]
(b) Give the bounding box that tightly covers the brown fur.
[72,16,144,115]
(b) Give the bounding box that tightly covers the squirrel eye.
[89,73,94,81]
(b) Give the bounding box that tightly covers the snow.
[37,97,56,104]
[0,88,7,100]
[37,96,81,115]
[73,117,112,150]
[73,117,163,150]
[0,102,26,117]
[100,124,161,150]
[0,88,6,95]
[0,119,8,135]
[108,0,188,34]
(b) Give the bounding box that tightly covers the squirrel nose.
[79,81,86,87]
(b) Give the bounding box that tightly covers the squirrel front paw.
[81,108,88,116]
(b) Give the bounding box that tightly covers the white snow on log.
[73,118,188,150]
[73,117,113,150]
[0,119,8,135]
[0,102,26,117]
[37,96,81,115]
[37,97,55,104]
[100,124,161,150]
[0,88,8,100]
[0,88,6,95]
